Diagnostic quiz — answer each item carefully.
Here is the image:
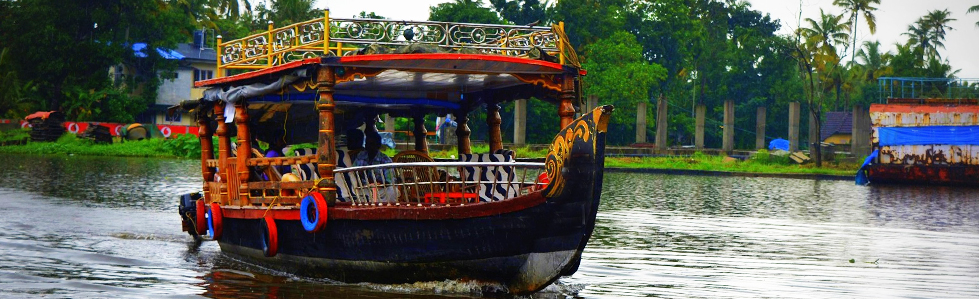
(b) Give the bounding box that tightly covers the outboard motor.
[178,192,205,237]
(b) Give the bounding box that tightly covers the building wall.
[153,61,214,126]
[823,134,851,145]
[157,66,194,106]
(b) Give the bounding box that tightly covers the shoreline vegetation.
[0,131,859,177]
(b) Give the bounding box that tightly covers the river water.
[0,154,977,298]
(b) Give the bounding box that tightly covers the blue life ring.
[262,216,278,257]
[299,192,328,233]
[207,203,223,240]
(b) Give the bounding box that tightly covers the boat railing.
[216,9,572,77]
[334,161,546,206]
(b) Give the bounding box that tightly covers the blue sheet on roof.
[878,126,979,146]
[132,43,184,60]
[768,138,789,151]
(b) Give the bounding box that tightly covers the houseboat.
[862,77,979,185]
[174,11,611,294]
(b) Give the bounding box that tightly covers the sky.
[313,0,979,78]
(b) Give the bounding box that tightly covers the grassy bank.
[0,133,858,176]
[0,133,178,158]
[604,151,859,176]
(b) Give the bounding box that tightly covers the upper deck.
[194,12,583,112]
[205,10,579,80]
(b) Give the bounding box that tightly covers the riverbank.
[0,134,858,177]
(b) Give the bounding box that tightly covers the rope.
[552,24,580,68]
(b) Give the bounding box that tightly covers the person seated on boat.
[265,138,291,176]
[353,130,399,202]
[345,128,365,158]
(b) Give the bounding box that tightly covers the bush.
[162,133,201,158]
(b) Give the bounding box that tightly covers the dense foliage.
[1,0,975,150]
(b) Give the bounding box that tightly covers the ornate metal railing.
[216,10,570,77]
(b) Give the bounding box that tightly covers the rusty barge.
[864,77,979,185]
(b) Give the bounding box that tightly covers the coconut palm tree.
[968,5,979,28]
[833,0,880,66]
[922,9,955,59]
[903,19,932,61]
[798,9,851,63]
[855,40,892,81]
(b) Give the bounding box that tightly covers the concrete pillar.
[722,100,734,152]
[636,102,647,144]
[383,114,394,133]
[695,104,705,149]
[788,102,800,152]
[655,96,668,150]
[513,99,527,146]
[756,106,766,150]
[588,95,598,112]
[851,105,872,157]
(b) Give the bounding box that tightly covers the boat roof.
[196,54,582,115]
[192,15,583,115]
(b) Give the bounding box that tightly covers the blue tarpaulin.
[855,149,879,185]
[132,43,184,60]
[768,138,790,151]
[878,126,979,146]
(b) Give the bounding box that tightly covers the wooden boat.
[174,12,612,294]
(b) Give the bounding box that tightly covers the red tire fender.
[208,203,223,240]
[262,215,278,257]
[195,199,207,235]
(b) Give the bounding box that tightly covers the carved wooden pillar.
[235,102,251,204]
[456,107,471,155]
[487,103,503,152]
[214,103,230,205]
[413,114,428,153]
[559,75,576,129]
[316,67,338,203]
[198,110,214,200]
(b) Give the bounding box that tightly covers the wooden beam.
[316,66,338,204]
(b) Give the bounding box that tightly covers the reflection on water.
[0,154,977,298]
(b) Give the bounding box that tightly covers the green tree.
[581,31,666,144]
[488,0,549,25]
[855,40,891,82]
[0,0,187,121]
[970,5,979,28]
[833,0,879,66]
[921,9,955,59]
[551,0,628,49]
[255,0,319,27]
[428,0,503,24]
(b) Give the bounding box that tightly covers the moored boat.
[174,12,611,294]
[860,77,979,186]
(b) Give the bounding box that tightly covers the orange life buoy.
[208,203,223,240]
[262,215,278,257]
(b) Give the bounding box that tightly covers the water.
[0,154,977,298]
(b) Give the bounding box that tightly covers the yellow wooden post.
[324,9,331,56]
[558,22,565,65]
[267,21,274,68]
[216,35,223,78]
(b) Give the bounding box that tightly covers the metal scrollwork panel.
[222,43,242,64]
[272,28,296,53]
[330,19,389,42]
[297,22,324,45]
[243,36,269,61]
